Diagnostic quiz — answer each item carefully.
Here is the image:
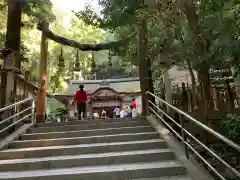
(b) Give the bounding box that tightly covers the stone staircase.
[0,118,193,179]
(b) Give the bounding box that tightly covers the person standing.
[120,109,125,118]
[93,112,99,119]
[131,106,137,117]
[114,106,121,118]
[101,109,107,119]
[129,105,133,117]
[75,84,88,120]
[124,107,129,117]
[131,99,137,117]
[131,99,137,109]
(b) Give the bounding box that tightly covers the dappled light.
[0,0,240,180]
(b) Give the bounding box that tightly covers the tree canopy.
[2,0,240,95]
[0,0,138,93]
[76,0,240,97]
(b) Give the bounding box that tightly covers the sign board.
[209,68,234,88]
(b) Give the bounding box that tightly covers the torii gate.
[35,22,137,121]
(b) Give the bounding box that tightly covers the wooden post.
[24,71,30,99]
[36,22,49,122]
[0,51,17,123]
[0,0,21,109]
[0,70,7,109]
[4,52,16,106]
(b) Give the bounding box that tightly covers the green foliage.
[46,108,66,122]
[0,0,7,48]
[221,114,240,144]
[23,0,55,23]
[6,0,240,94]
[80,1,186,59]
[95,60,138,79]
[18,5,136,92]
[0,0,54,54]
[78,0,240,70]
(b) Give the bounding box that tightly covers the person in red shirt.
[75,84,88,120]
[131,98,137,109]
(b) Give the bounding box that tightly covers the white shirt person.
[114,107,121,118]
[120,110,125,118]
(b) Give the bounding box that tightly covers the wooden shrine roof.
[55,77,141,96]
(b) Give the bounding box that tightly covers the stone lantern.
[57,45,65,68]
[73,50,81,72]
[91,51,96,70]
[108,49,113,67]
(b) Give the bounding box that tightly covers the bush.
[221,114,240,144]
[46,107,67,122]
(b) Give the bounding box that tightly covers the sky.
[50,0,101,13]
[50,0,102,28]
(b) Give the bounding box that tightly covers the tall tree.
[0,0,53,108]
[76,0,155,115]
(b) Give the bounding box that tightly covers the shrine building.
[54,77,141,118]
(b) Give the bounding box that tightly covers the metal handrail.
[147,91,240,152]
[0,97,33,113]
[0,107,31,125]
[0,97,36,134]
[0,114,32,133]
[146,91,240,180]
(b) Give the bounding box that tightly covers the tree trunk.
[0,0,22,108]
[146,56,155,107]
[138,16,154,116]
[36,22,49,122]
[198,66,212,110]
[186,58,198,110]
[6,0,21,69]
[184,0,212,113]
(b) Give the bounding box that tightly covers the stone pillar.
[163,68,172,113]
[88,103,93,118]
[67,99,73,120]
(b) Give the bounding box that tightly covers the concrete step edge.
[36,118,144,127]
[32,120,146,130]
[0,149,173,165]
[14,132,159,143]
[131,175,193,180]
[23,125,152,136]
[1,139,164,153]
[29,121,149,133]
[0,161,186,179]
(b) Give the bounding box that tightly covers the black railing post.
[145,92,150,116]
[179,114,190,159]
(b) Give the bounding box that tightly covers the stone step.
[20,126,154,140]
[0,139,166,160]
[29,121,148,133]
[10,132,160,148]
[0,149,175,171]
[0,161,187,180]
[35,117,144,127]
[132,175,193,180]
